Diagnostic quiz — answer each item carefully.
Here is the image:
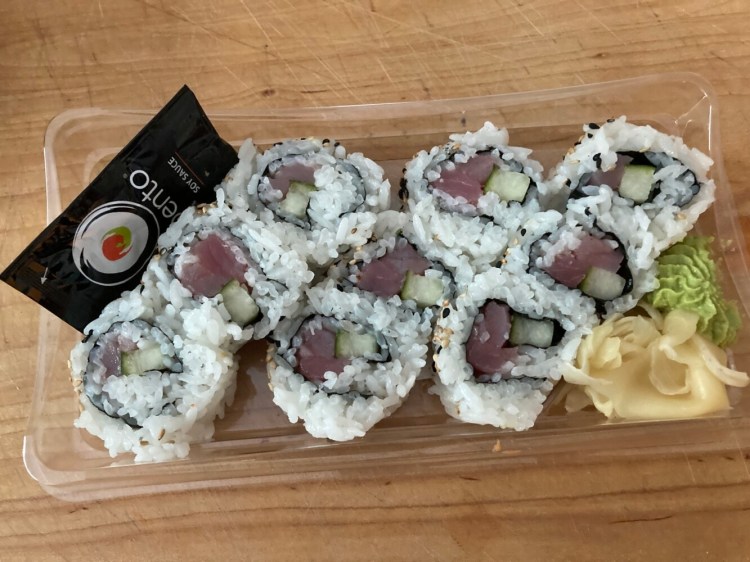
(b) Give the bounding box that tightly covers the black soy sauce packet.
[1,86,238,332]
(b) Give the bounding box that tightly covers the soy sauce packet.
[1,86,238,332]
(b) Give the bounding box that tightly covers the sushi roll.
[149,197,313,349]
[267,280,432,441]
[402,122,549,284]
[484,203,643,318]
[532,224,633,301]
[518,218,656,317]
[402,121,549,216]
[71,289,238,462]
[328,211,453,312]
[431,267,595,430]
[217,139,259,208]
[499,196,657,318]
[246,138,391,266]
[550,117,716,261]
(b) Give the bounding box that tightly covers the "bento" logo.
[72,201,159,286]
[129,169,181,218]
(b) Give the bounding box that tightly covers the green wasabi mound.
[645,236,741,347]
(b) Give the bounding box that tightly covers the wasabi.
[645,236,741,347]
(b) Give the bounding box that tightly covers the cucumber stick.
[400,270,443,307]
[619,164,655,203]
[578,266,626,300]
[509,315,554,348]
[483,167,530,202]
[279,181,316,218]
[335,330,378,359]
[121,346,166,375]
[220,279,260,326]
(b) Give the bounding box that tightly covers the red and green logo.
[101,226,133,261]
[73,201,159,286]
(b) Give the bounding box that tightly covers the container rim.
[27,71,750,501]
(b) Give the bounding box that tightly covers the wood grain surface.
[2,0,750,559]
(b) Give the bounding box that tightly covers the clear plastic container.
[24,72,750,501]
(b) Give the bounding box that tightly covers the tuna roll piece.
[524,219,661,320]
[548,117,716,260]
[267,280,432,441]
[536,228,632,302]
[70,294,238,462]
[152,203,313,346]
[402,124,546,217]
[401,122,550,283]
[82,319,182,426]
[246,137,390,267]
[431,268,594,430]
[338,230,452,311]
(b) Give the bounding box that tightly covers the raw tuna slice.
[431,153,495,204]
[357,239,431,297]
[465,301,518,377]
[268,163,317,196]
[294,318,350,382]
[89,329,137,381]
[585,154,633,189]
[543,234,624,288]
[175,232,251,297]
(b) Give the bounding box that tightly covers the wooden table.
[2,0,750,559]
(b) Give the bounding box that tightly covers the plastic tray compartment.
[24,73,750,500]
